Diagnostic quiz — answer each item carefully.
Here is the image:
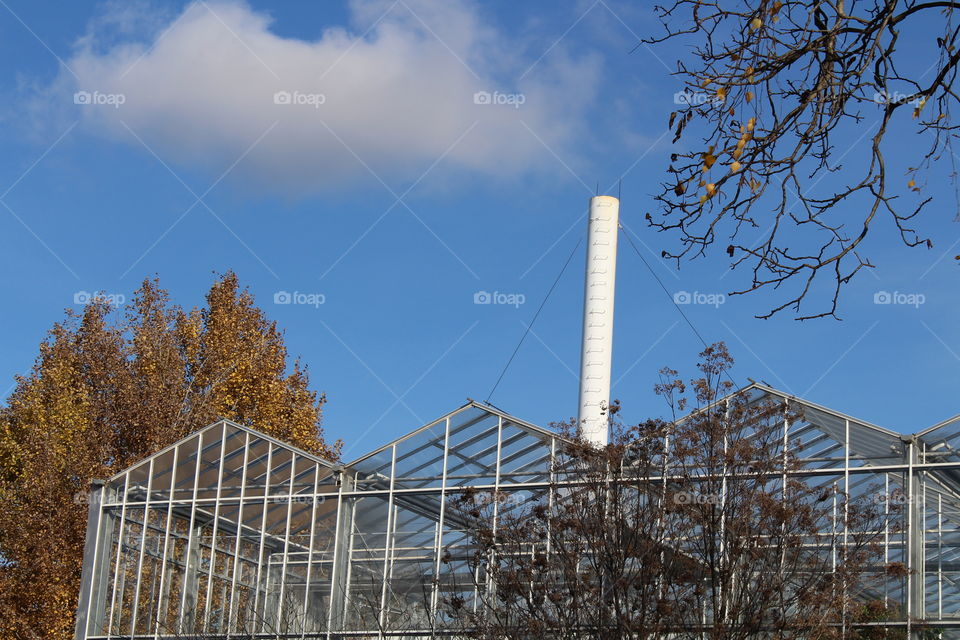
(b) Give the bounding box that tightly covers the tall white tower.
[577,195,620,446]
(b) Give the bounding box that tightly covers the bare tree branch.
[644,0,959,319]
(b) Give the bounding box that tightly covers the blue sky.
[0,0,957,458]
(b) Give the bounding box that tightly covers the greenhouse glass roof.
[73,384,960,638]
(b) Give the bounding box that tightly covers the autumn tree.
[0,272,338,640]
[444,345,894,639]
[644,1,960,319]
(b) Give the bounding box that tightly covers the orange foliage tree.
[0,272,339,640]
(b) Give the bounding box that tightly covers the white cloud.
[44,0,601,194]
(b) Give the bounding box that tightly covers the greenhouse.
[73,383,960,639]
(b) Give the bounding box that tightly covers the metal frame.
[74,387,960,638]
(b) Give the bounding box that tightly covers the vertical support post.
[577,195,620,446]
[180,432,208,632]
[90,490,115,637]
[128,459,156,635]
[490,418,504,540]
[251,443,274,632]
[378,445,398,630]
[201,423,228,633]
[777,403,789,616]
[181,522,204,631]
[327,471,354,635]
[275,453,297,632]
[906,437,924,637]
[883,473,890,604]
[658,420,672,605]
[717,399,730,625]
[302,458,321,633]
[108,471,131,635]
[938,493,943,621]
[482,418,505,605]
[226,432,251,634]
[385,501,399,617]
[884,474,890,605]
[154,445,179,635]
[842,419,851,636]
[341,497,359,629]
[74,480,106,640]
[430,417,452,618]
[546,437,556,556]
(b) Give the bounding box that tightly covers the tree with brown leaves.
[0,272,338,640]
[445,345,896,639]
[644,1,960,319]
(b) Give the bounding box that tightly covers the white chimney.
[577,195,620,446]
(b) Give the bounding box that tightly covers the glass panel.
[172,434,201,502]
[219,426,249,499]
[444,412,500,487]
[392,427,447,490]
[133,506,168,634]
[195,428,225,500]
[499,426,552,483]
[346,495,390,632]
[149,449,177,502]
[269,448,294,496]
[292,455,318,496]
[126,463,151,503]
[243,437,271,498]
